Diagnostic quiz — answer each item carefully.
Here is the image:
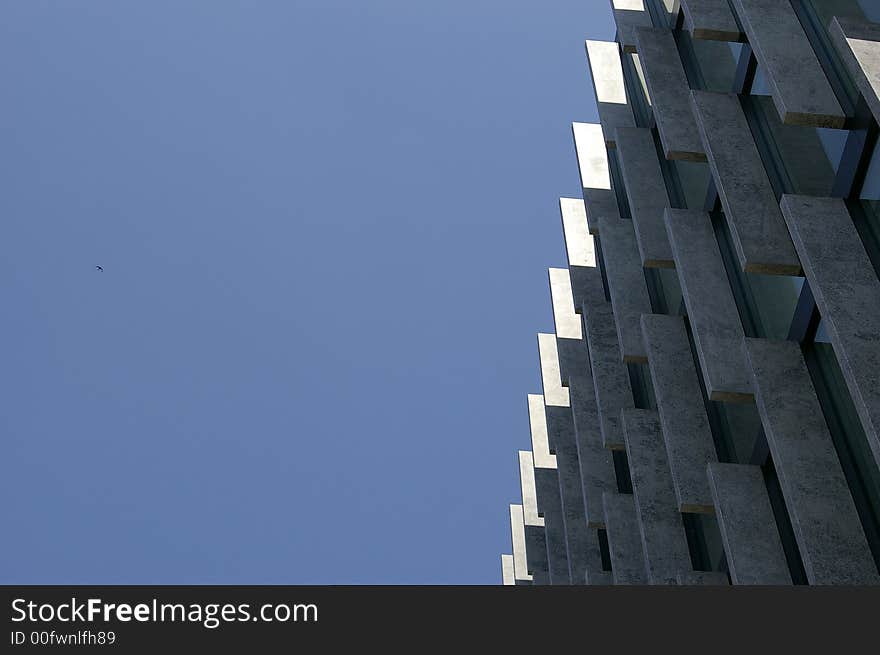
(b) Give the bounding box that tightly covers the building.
[500,0,880,585]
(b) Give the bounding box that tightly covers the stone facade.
[501,0,880,585]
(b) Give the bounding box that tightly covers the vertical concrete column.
[528,394,570,584]
[540,331,601,585]
[707,462,793,585]
[630,51,653,111]
[689,90,801,275]
[780,195,880,473]
[572,122,620,234]
[556,337,619,532]
[549,268,583,340]
[597,217,652,362]
[585,40,636,147]
[519,451,544,528]
[730,0,846,127]
[615,127,675,268]
[519,451,550,584]
[621,408,694,584]
[501,554,515,585]
[538,333,570,408]
[509,504,534,584]
[830,18,880,126]
[641,313,718,512]
[583,302,635,450]
[602,492,650,584]
[551,268,619,533]
[664,208,754,401]
[680,0,743,41]
[545,400,593,585]
[744,338,880,584]
[609,0,653,53]
[559,197,607,310]
[634,28,706,161]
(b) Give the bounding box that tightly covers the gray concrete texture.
[641,313,718,512]
[780,194,880,473]
[731,0,846,127]
[664,208,754,401]
[634,27,706,161]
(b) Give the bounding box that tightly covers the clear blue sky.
[0,1,611,584]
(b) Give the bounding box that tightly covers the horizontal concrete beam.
[603,492,649,584]
[745,337,879,584]
[585,40,636,147]
[690,90,801,275]
[583,302,635,450]
[635,27,706,161]
[707,462,792,585]
[664,208,754,401]
[572,122,619,234]
[615,127,675,268]
[730,0,845,127]
[780,194,880,473]
[681,0,743,42]
[641,313,718,512]
[598,217,652,362]
[622,408,694,584]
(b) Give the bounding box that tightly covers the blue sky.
[0,1,610,584]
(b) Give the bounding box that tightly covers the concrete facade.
[500,2,880,586]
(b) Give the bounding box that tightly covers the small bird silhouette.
[95,265,103,272]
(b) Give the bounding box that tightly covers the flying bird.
[95,265,103,272]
